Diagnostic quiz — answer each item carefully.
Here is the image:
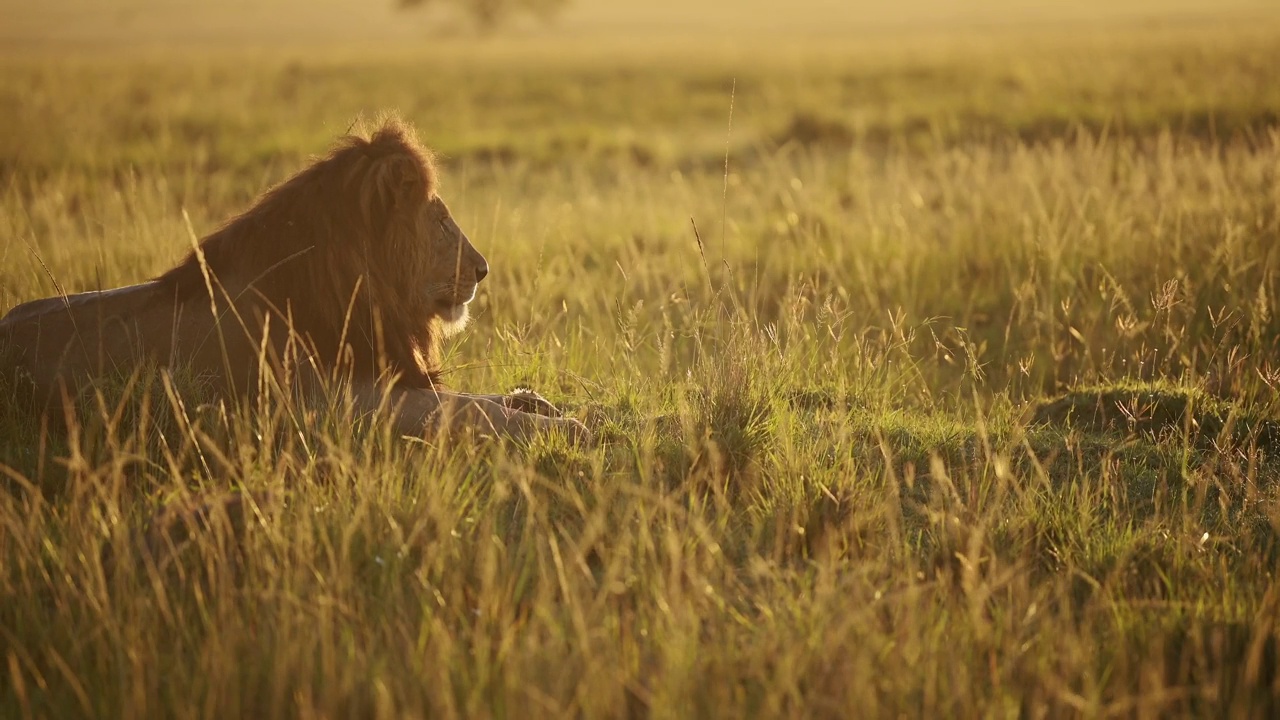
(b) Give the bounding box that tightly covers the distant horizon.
[1,0,1275,48]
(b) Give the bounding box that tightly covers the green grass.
[4,17,1280,717]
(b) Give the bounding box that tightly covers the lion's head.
[154,115,486,389]
[409,195,489,336]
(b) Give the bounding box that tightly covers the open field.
[4,9,1280,717]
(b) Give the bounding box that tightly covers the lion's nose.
[475,263,489,283]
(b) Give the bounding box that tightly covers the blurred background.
[2,0,1276,47]
[5,2,1280,718]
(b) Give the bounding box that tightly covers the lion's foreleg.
[356,384,589,444]
[431,392,590,443]
[454,388,564,417]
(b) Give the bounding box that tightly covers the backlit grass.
[3,17,1280,717]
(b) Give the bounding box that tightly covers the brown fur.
[0,115,590,445]
[154,116,444,389]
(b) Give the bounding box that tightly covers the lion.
[0,115,590,445]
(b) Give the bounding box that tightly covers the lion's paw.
[504,387,564,417]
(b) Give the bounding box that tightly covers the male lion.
[0,115,589,445]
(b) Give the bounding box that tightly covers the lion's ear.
[365,152,427,213]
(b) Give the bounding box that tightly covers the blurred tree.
[397,0,571,31]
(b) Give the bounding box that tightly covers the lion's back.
[0,283,187,404]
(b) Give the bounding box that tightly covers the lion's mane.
[154,117,445,388]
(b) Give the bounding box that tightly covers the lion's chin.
[439,303,470,337]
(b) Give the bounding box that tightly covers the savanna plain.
[3,12,1280,718]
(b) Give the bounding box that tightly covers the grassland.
[3,15,1280,718]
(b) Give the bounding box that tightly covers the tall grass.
[3,20,1280,717]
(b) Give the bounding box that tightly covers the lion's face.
[414,196,488,334]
